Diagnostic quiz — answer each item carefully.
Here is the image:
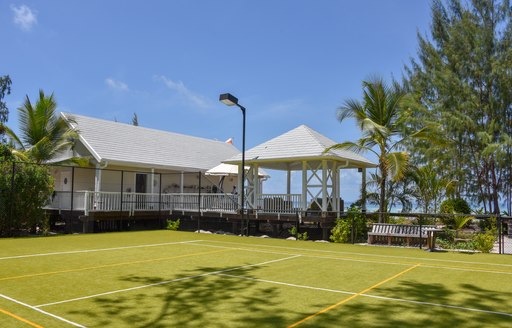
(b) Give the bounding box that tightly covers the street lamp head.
[219,93,239,106]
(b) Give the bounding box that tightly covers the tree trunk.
[379,158,387,223]
[490,159,500,214]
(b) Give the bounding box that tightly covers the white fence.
[46,191,240,215]
[257,194,303,213]
[47,191,307,215]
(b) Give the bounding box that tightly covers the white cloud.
[105,78,129,91]
[11,4,37,31]
[155,75,209,108]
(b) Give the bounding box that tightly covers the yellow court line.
[0,308,44,328]
[0,249,229,281]
[288,263,421,328]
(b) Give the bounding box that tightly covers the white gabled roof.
[223,124,376,170]
[62,113,239,171]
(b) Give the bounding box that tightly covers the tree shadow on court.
[68,264,292,327]
[298,280,512,328]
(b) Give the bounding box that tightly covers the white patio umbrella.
[206,163,269,192]
[205,163,269,177]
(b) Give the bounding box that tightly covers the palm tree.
[411,163,457,213]
[326,77,423,222]
[365,171,415,213]
[3,90,82,164]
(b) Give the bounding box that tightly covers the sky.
[2,0,432,202]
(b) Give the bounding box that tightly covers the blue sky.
[2,0,432,201]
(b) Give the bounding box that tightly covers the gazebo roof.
[223,125,377,170]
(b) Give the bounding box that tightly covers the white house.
[47,113,243,216]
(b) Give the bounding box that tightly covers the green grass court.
[0,231,511,327]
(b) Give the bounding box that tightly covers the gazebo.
[222,125,377,218]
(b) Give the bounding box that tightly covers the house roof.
[222,124,377,170]
[62,113,240,172]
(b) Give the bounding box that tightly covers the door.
[135,174,147,193]
[135,174,148,210]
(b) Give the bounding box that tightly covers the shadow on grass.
[68,264,291,327]
[305,281,512,328]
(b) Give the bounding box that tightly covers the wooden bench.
[367,223,437,247]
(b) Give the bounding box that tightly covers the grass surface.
[0,230,511,327]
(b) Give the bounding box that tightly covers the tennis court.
[1,231,511,327]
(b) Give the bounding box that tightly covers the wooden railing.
[47,191,307,215]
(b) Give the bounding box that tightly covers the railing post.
[120,171,124,212]
[197,171,201,232]
[498,214,502,255]
[159,173,162,226]
[71,166,75,212]
[84,191,89,216]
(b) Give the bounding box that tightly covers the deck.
[45,191,331,220]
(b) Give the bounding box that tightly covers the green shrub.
[440,198,471,214]
[440,198,471,227]
[0,162,54,236]
[330,207,367,243]
[330,218,351,243]
[388,216,409,225]
[478,216,496,232]
[288,226,309,241]
[166,218,180,231]
[473,231,495,253]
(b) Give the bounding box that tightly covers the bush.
[166,218,180,231]
[473,218,497,253]
[330,218,351,243]
[473,231,495,253]
[440,198,471,227]
[478,216,496,232]
[289,226,309,241]
[0,161,54,236]
[330,207,368,243]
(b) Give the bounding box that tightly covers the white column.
[286,166,291,195]
[151,168,155,194]
[238,163,243,207]
[322,160,328,212]
[253,164,259,209]
[302,161,307,211]
[362,168,367,212]
[335,163,341,214]
[331,162,336,213]
[180,171,184,194]
[94,163,102,193]
[94,163,102,208]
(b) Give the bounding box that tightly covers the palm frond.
[324,141,376,156]
[387,151,410,182]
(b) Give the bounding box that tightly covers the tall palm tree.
[3,90,82,164]
[326,77,422,222]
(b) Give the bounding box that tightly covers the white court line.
[202,239,512,268]
[0,293,85,327]
[0,240,202,261]
[189,243,414,267]
[35,255,300,308]
[218,273,512,318]
[190,242,512,275]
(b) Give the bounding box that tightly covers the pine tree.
[404,0,512,214]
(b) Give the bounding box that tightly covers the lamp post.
[219,93,248,236]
